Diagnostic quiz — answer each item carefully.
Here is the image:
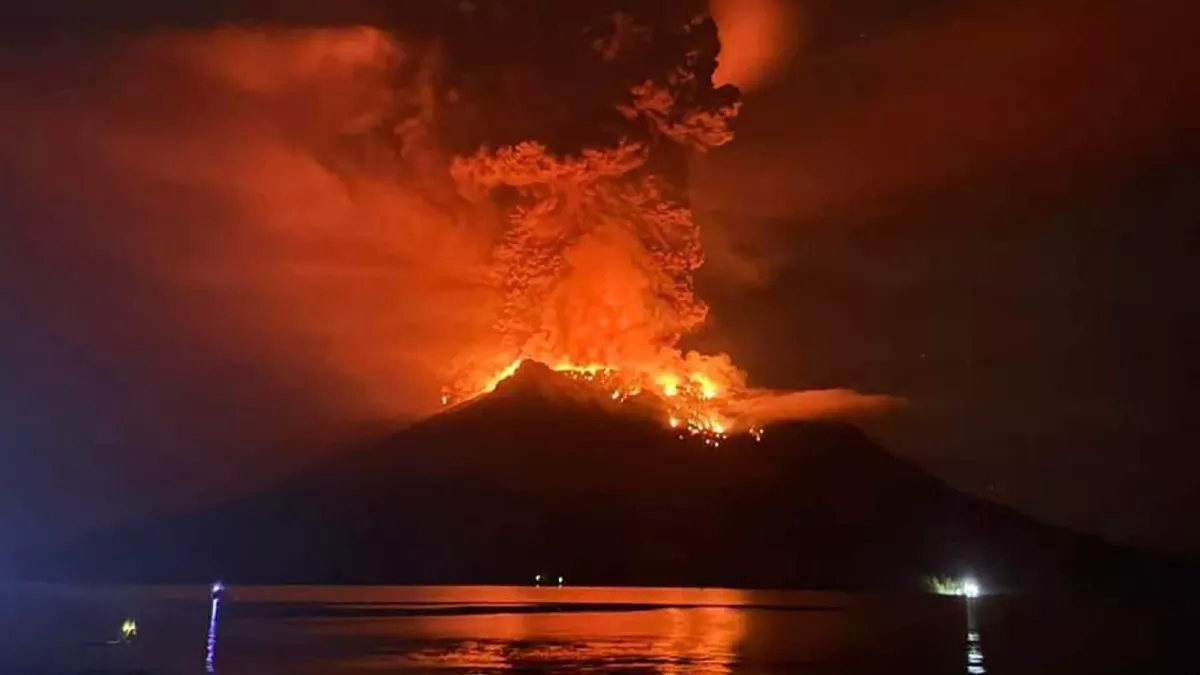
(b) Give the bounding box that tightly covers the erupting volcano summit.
[419,4,892,436]
[453,358,757,445]
[436,6,748,432]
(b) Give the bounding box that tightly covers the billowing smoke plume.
[439,6,742,395]
[0,26,487,431]
[0,1,895,451]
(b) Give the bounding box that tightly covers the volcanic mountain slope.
[26,363,1178,590]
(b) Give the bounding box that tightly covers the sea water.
[0,584,1186,674]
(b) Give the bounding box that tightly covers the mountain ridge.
[19,362,1190,592]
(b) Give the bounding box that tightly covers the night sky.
[2,0,1198,558]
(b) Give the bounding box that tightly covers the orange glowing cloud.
[731,389,904,426]
[696,0,1200,221]
[0,11,898,445]
[710,0,804,91]
[0,27,492,423]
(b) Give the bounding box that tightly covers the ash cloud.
[732,389,904,426]
[1,27,487,424]
[0,26,492,536]
[693,0,1200,223]
[0,2,896,542]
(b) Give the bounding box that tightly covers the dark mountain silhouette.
[22,362,1190,592]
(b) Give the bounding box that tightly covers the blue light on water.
[206,582,224,673]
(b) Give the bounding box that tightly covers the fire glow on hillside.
[446,356,760,444]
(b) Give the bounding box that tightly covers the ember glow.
[447,356,744,442]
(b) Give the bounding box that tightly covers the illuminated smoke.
[433,7,743,403]
[436,5,894,433]
[730,389,904,426]
[0,27,489,425]
[0,3,896,447]
[709,0,803,91]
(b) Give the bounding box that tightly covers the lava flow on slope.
[449,357,760,446]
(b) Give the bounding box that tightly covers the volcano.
[23,362,1181,590]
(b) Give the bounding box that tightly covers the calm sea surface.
[0,584,1186,674]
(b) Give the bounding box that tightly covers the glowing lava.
[443,356,755,444]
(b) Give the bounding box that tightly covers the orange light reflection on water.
[304,586,754,674]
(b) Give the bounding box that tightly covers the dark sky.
[2,0,1199,557]
[692,0,1200,554]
